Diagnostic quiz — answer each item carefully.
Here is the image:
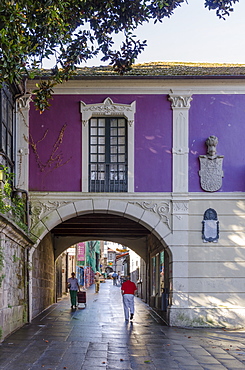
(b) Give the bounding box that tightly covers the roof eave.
[34,74,245,81]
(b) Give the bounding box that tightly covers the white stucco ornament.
[80,97,136,126]
[199,135,224,192]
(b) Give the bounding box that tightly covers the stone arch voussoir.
[30,197,172,253]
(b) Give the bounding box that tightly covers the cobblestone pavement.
[1,280,245,369]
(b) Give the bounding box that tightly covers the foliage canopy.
[0,0,239,111]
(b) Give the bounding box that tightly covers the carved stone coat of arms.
[199,156,224,192]
[199,135,224,192]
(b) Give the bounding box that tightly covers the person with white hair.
[121,276,137,321]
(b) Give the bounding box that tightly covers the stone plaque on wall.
[202,208,219,243]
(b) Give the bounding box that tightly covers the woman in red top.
[121,276,137,321]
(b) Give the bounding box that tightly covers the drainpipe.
[26,246,31,322]
[27,247,34,323]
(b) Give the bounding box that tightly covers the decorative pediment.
[80,97,136,126]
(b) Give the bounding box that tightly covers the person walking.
[112,271,118,286]
[121,275,137,321]
[94,271,101,293]
[67,272,80,309]
[80,266,85,289]
[117,272,121,286]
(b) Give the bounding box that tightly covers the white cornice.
[188,192,245,200]
[27,79,245,95]
[29,191,173,202]
[29,191,245,201]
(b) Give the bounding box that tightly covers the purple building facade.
[29,94,173,192]
[25,73,245,328]
[29,92,245,194]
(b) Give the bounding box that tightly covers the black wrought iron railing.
[89,163,127,192]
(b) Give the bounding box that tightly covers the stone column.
[168,94,192,193]
[168,95,192,325]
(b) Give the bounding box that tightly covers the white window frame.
[80,97,136,192]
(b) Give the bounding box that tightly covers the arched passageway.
[30,210,172,325]
[52,213,151,259]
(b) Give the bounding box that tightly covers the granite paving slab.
[1,281,245,369]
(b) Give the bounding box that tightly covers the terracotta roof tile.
[74,61,245,77]
[37,62,245,79]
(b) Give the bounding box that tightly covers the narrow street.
[1,280,245,370]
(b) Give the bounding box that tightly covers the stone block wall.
[32,232,55,319]
[0,218,32,341]
[169,195,245,328]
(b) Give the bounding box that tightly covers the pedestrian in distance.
[94,271,101,293]
[67,272,80,309]
[121,275,137,321]
[80,266,85,290]
[117,271,121,286]
[112,271,118,286]
[120,274,125,285]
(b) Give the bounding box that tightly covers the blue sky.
[130,0,245,65]
[44,0,245,68]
